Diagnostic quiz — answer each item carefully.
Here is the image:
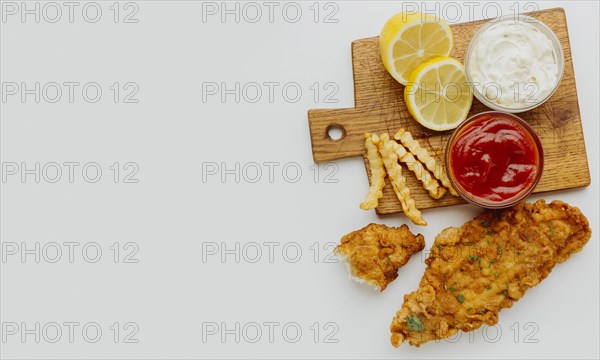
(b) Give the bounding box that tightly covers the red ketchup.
[448,113,542,205]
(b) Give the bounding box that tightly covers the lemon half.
[404,57,473,131]
[380,12,453,85]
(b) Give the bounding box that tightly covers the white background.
[1,1,598,359]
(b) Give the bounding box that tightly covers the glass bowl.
[445,111,544,209]
[464,15,564,113]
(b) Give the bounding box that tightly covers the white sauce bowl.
[465,15,564,113]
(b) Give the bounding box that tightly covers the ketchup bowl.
[445,111,544,209]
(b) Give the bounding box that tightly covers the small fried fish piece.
[391,141,446,199]
[377,133,426,226]
[394,128,458,196]
[390,200,591,347]
[336,223,425,291]
[360,133,386,210]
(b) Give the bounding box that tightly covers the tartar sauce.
[467,20,560,109]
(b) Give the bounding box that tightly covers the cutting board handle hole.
[326,124,345,141]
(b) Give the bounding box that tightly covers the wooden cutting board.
[308,8,590,215]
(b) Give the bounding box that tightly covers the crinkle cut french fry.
[360,133,386,210]
[394,128,458,196]
[392,141,446,199]
[378,133,427,226]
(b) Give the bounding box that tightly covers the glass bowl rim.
[464,14,565,113]
[444,110,544,209]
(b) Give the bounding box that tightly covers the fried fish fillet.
[336,224,425,291]
[390,200,591,347]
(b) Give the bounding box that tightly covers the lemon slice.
[380,12,453,85]
[405,57,473,131]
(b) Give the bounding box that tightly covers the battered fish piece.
[390,200,591,347]
[336,223,425,291]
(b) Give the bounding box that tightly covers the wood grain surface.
[308,8,590,215]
